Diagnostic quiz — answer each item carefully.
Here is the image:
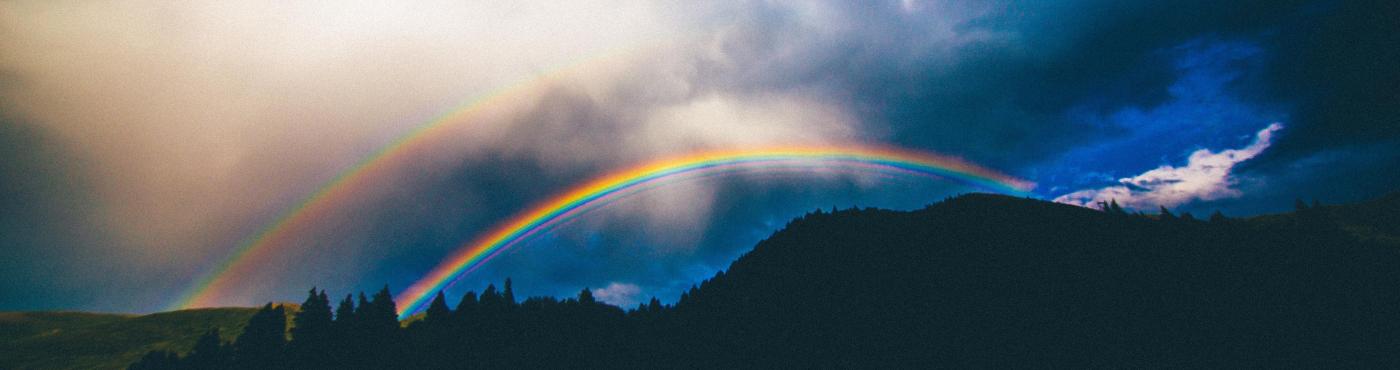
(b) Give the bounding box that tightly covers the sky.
[2,0,1397,312]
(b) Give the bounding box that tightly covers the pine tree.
[292,288,333,345]
[356,286,402,369]
[579,288,596,304]
[503,278,516,304]
[288,288,332,368]
[335,294,356,324]
[455,291,479,321]
[1210,210,1227,223]
[1109,199,1126,215]
[359,292,371,309]
[234,303,286,367]
[367,285,400,335]
[426,291,452,324]
[480,284,502,308]
[1159,206,1177,221]
[329,293,357,368]
[183,328,226,368]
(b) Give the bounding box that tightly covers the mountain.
[657,193,1400,367]
[0,306,295,370]
[25,192,1400,368]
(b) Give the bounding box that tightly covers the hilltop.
[0,306,296,370]
[660,192,1400,367]
[20,192,1400,368]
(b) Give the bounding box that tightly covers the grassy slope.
[0,305,296,370]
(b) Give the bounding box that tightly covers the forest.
[132,193,1400,368]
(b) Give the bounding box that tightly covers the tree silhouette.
[233,303,284,368]
[425,291,451,324]
[578,288,595,304]
[334,294,355,326]
[179,328,226,369]
[1109,199,1127,215]
[292,288,332,344]
[289,288,332,368]
[133,192,1400,369]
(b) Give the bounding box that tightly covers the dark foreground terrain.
[0,307,296,369]
[9,193,1400,369]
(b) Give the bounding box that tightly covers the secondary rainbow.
[395,145,1035,318]
[169,47,638,311]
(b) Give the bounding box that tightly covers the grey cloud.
[3,0,1397,311]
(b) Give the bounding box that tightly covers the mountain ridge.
[10,192,1400,368]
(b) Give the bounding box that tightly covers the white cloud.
[592,282,643,307]
[1055,123,1283,210]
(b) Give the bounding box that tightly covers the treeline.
[130,280,656,370]
[132,193,1400,368]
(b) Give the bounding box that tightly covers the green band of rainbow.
[394,145,1035,318]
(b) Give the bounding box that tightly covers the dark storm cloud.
[0,119,94,309]
[3,0,1398,311]
[0,117,174,311]
[434,0,1400,305]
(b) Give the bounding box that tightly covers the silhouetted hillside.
[110,191,1400,368]
[0,306,295,370]
[663,193,1400,367]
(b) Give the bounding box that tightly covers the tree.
[1295,198,1310,211]
[292,288,333,345]
[1159,206,1177,221]
[234,303,285,367]
[326,293,360,369]
[579,288,596,304]
[356,292,371,318]
[366,286,400,336]
[425,291,452,324]
[184,328,226,368]
[481,284,500,303]
[1109,200,1126,215]
[1210,210,1227,223]
[335,294,356,325]
[455,291,479,321]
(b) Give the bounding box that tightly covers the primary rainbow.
[394,145,1035,318]
[169,47,637,311]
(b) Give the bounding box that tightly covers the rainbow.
[394,146,1035,318]
[169,47,638,311]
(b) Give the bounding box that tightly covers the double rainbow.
[170,46,637,311]
[393,146,1035,318]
